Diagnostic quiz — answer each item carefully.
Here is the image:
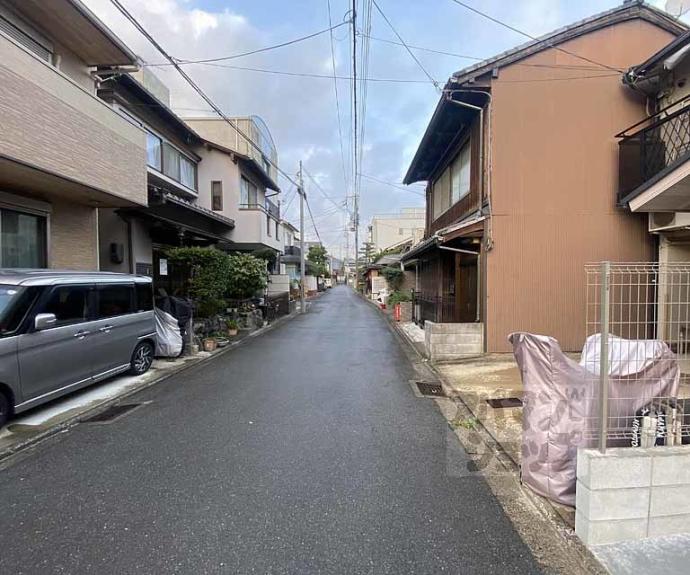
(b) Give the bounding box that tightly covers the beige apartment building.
[368,208,425,253]
[186,117,283,265]
[0,0,147,270]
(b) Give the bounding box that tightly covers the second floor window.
[156,141,197,192]
[241,177,258,207]
[146,132,162,171]
[211,181,223,211]
[451,142,471,204]
[267,215,272,236]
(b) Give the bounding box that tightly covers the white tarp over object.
[154,308,182,357]
[579,334,669,376]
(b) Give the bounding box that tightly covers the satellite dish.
[666,0,690,17]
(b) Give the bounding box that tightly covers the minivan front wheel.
[130,342,154,375]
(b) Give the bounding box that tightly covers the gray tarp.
[509,332,679,507]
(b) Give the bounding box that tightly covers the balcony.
[0,31,147,207]
[618,102,690,212]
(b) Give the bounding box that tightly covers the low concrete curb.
[0,310,300,464]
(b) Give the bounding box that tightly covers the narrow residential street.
[0,287,540,574]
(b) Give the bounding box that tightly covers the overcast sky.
[83,0,675,257]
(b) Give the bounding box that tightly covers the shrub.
[387,290,412,307]
[166,247,231,318]
[380,266,404,291]
[227,253,267,299]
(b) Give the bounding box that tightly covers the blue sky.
[84,0,674,257]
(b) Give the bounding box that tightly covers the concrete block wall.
[424,322,483,361]
[576,446,690,547]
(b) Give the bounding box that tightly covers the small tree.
[253,247,278,272]
[227,253,267,299]
[165,247,230,317]
[307,245,329,277]
[380,266,404,291]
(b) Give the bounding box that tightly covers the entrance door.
[456,254,478,323]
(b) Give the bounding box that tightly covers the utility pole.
[354,195,359,291]
[299,161,306,314]
[351,0,359,293]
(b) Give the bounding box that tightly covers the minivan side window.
[98,285,134,319]
[42,286,90,327]
[135,283,153,312]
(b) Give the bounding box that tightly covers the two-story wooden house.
[402,1,685,354]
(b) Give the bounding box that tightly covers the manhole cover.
[84,403,143,424]
[486,397,523,409]
[416,382,446,397]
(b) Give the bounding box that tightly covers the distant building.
[368,208,425,253]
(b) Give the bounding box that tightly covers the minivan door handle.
[98,325,114,333]
[73,330,91,339]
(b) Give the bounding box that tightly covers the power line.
[181,60,432,83]
[359,32,610,71]
[356,0,373,212]
[371,0,440,91]
[175,60,619,85]
[302,166,349,215]
[327,0,349,190]
[145,20,350,67]
[358,173,426,196]
[304,195,323,243]
[109,0,300,190]
[447,0,624,74]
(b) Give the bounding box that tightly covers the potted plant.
[226,319,239,336]
[202,336,217,352]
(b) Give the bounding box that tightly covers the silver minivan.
[0,270,156,426]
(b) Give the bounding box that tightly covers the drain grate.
[84,403,143,424]
[486,397,523,409]
[416,381,446,397]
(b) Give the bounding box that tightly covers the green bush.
[380,266,404,291]
[388,290,412,307]
[166,247,231,317]
[227,253,267,299]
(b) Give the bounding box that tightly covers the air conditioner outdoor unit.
[648,212,690,233]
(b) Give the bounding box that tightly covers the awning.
[121,191,234,246]
[401,216,485,263]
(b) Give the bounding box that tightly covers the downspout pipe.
[444,89,493,251]
[444,89,492,331]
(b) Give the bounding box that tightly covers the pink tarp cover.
[509,332,679,507]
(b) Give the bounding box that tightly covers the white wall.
[196,147,281,251]
[370,208,425,252]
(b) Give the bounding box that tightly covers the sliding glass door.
[0,209,47,268]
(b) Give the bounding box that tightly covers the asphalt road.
[0,286,541,574]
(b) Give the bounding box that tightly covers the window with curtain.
[432,167,451,219]
[162,142,180,181]
[180,156,196,190]
[146,132,161,170]
[211,181,223,211]
[240,177,258,207]
[451,141,471,205]
[0,209,47,268]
